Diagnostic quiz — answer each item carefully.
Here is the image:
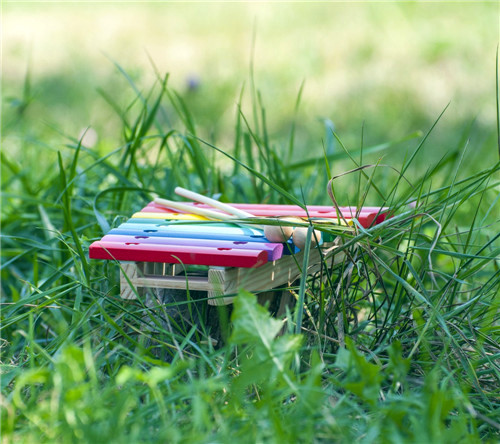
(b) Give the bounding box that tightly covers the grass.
[2,62,499,442]
[1,3,500,442]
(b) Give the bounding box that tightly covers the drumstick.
[154,197,237,221]
[155,188,319,247]
[174,186,255,219]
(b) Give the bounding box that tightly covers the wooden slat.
[132,212,208,221]
[89,241,268,268]
[144,201,387,213]
[120,262,139,300]
[206,241,344,305]
[133,211,386,227]
[108,223,269,243]
[118,262,213,300]
[143,201,387,215]
[125,273,212,292]
[140,202,388,227]
[118,241,345,305]
[100,234,284,261]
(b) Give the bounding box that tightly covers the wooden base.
[119,241,344,305]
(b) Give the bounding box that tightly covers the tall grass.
[1,62,499,443]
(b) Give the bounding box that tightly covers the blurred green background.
[2,1,498,181]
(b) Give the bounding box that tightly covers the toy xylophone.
[89,200,388,305]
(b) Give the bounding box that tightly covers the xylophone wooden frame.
[119,239,345,305]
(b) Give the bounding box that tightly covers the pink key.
[99,234,283,261]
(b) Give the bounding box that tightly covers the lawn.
[1,2,499,442]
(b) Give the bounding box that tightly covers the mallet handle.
[154,197,236,221]
[174,186,255,219]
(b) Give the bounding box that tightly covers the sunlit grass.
[2,57,500,441]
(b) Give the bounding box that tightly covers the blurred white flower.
[78,127,98,148]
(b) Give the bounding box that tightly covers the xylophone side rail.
[119,240,345,306]
[207,240,344,305]
[119,262,213,300]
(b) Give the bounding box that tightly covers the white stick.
[154,197,236,221]
[174,186,255,219]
